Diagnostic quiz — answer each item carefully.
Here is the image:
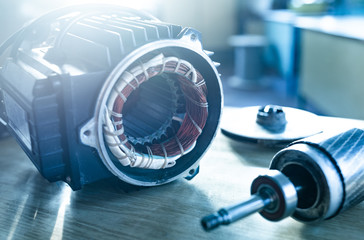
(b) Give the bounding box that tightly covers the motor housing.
[0,5,222,190]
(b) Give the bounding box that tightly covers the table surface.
[1,118,364,239]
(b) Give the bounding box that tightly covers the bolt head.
[256,105,287,133]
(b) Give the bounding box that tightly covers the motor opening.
[281,163,319,209]
[122,74,183,146]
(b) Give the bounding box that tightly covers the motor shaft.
[201,170,298,231]
[201,194,269,231]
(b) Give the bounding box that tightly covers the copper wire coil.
[110,58,208,161]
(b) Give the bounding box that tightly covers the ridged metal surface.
[57,13,182,70]
[300,128,364,212]
[317,128,364,210]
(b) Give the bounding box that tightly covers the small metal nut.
[256,105,287,133]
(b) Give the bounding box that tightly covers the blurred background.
[1,0,364,119]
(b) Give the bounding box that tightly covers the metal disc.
[221,106,322,147]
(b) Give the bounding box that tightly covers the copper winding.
[103,54,208,169]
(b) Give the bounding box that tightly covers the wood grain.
[0,130,364,240]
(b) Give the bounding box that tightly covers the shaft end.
[201,213,223,231]
[201,209,231,231]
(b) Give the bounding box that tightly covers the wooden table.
[1,128,364,239]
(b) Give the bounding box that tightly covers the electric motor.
[0,5,222,190]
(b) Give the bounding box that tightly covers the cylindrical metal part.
[201,128,364,231]
[201,194,268,231]
[251,170,297,221]
[225,194,267,222]
[270,128,364,222]
[201,170,297,230]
